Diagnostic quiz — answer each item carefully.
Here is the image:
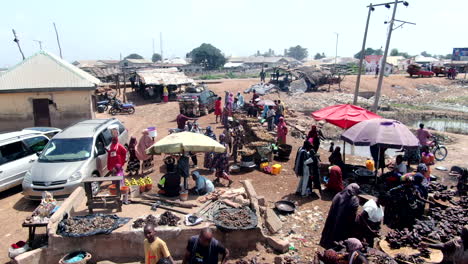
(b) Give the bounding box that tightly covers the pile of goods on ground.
[132,212,180,228]
[214,208,256,230]
[58,214,130,237]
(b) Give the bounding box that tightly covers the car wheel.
[91,173,101,196]
[127,107,135,115]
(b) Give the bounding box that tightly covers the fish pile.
[158,211,180,226]
[62,215,114,234]
[132,214,158,229]
[215,208,253,229]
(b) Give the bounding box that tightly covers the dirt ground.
[0,76,467,263]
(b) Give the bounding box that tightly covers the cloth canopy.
[146,132,226,155]
[257,99,276,106]
[311,104,381,129]
[341,118,419,149]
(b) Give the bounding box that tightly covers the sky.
[0,0,467,68]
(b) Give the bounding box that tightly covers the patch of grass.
[441,96,468,106]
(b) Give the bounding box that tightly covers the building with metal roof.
[0,50,99,131]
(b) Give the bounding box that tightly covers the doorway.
[32,99,51,127]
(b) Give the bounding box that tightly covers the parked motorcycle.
[108,99,135,115]
[96,95,114,113]
[430,136,448,161]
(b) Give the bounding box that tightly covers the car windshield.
[39,138,93,162]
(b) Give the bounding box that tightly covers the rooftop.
[0,51,100,93]
[124,58,153,64]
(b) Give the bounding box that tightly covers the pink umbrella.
[341,118,419,149]
[257,99,276,107]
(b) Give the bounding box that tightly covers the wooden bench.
[83,176,123,214]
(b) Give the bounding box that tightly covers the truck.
[177,85,218,117]
[407,64,434,78]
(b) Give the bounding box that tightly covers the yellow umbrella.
[146,131,226,155]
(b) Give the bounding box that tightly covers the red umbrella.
[311,104,381,129]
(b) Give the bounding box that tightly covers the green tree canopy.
[286,45,308,61]
[354,48,383,59]
[314,52,326,60]
[188,43,226,70]
[151,53,162,62]
[124,53,144,60]
[421,51,432,57]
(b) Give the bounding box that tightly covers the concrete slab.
[265,208,282,234]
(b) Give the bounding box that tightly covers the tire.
[433,146,448,161]
[127,107,135,115]
[109,108,117,116]
[90,173,101,196]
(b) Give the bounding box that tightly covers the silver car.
[22,118,129,200]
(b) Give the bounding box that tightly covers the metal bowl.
[275,200,296,214]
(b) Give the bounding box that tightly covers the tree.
[286,45,308,61]
[188,43,226,70]
[314,52,326,60]
[151,53,162,62]
[421,51,432,57]
[354,48,383,59]
[390,48,399,56]
[124,53,144,60]
[374,48,383,55]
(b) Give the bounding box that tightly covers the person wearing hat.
[344,238,368,264]
[190,171,214,195]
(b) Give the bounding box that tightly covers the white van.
[0,131,50,192]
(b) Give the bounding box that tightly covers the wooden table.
[83,176,123,214]
[22,221,48,241]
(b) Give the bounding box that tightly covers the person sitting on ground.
[190,171,214,195]
[144,224,174,264]
[393,154,407,175]
[421,225,468,264]
[157,166,181,197]
[344,238,368,264]
[182,228,229,264]
[326,165,344,193]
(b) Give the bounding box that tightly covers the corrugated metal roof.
[83,67,121,78]
[137,68,194,85]
[0,51,100,92]
[125,59,153,64]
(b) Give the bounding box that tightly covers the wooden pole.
[12,29,25,60]
[123,71,127,102]
[53,23,63,59]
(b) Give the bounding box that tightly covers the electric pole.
[334,32,339,72]
[34,40,43,50]
[160,32,163,61]
[152,38,155,55]
[353,4,374,105]
[12,29,26,60]
[53,22,63,59]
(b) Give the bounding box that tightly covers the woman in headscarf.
[294,140,312,197]
[221,106,230,127]
[107,135,127,175]
[214,97,222,124]
[163,86,169,103]
[236,92,244,108]
[345,238,368,264]
[226,92,234,111]
[276,117,288,145]
[136,129,154,174]
[328,146,345,172]
[325,165,344,193]
[354,195,385,247]
[320,183,361,248]
[307,125,321,153]
[126,137,140,176]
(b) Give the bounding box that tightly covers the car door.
[94,134,109,176]
[0,140,34,190]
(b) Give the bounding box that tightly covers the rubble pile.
[62,216,115,234]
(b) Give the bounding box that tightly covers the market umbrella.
[341,118,419,149]
[257,99,276,107]
[311,104,381,129]
[146,132,226,155]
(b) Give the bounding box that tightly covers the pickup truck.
[178,85,218,117]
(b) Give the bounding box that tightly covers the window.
[0,141,30,165]
[39,138,93,162]
[23,136,49,154]
[118,122,125,134]
[95,136,106,156]
[101,129,112,146]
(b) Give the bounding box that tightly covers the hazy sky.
[1,0,466,67]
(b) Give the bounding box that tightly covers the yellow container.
[272,164,282,175]
[366,159,375,171]
[260,162,269,170]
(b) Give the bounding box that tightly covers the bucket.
[180,191,188,201]
[147,127,157,138]
[109,184,117,196]
[59,251,92,264]
[129,185,140,198]
[145,184,153,192]
[272,164,282,175]
[120,186,129,194]
[139,185,146,193]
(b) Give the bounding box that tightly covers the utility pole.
[353,4,374,105]
[12,29,26,60]
[33,40,43,50]
[53,22,63,59]
[334,32,339,71]
[372,1,398,112]
[160,32,163,61]
[152,38,155,55]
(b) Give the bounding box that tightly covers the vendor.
[190,171,214,195]
[344,238,368,264]
[354,195,385,247]
[157,169,181,197]
[107,125,127,175]
[176,113,197,130]
[325,165,344,193]
[421,225,468,264]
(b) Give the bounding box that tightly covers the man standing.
[176,113,197,130]
[183,228,229,264]
[375,65,379,78]
[259,69,266,83]
[143,224,174,264]
[416,123,432,147]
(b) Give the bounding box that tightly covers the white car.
[0,131,50,192]
[22,127,62,139]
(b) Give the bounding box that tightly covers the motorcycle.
[96,95,114,113]
[108,99,135,115]
[430,136,448,161]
